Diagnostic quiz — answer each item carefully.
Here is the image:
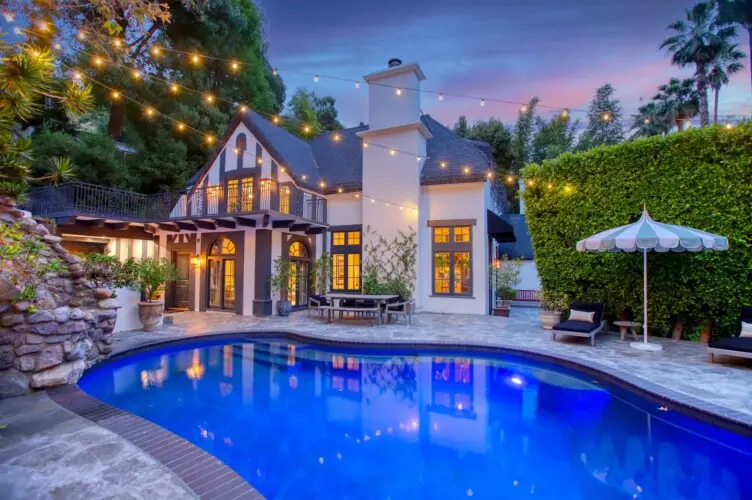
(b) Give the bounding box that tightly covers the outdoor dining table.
[325,293,398,325]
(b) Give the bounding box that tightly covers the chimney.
[388,58,402,68]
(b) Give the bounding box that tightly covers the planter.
[137,301,164,332]
[539,310,562,330]
[493,306,511,317]
[277,299,292,317]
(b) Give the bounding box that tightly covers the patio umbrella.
[576,209,728,351]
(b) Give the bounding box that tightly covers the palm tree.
[632,101,673,138]
[717,0,752,88]
[653,78,701,131]
[661,1,739,126]
[708,43,746,123]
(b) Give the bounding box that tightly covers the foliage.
[490,256,521,302]
[269,257,294,299]
[661,1,740,126]
[522,123,752,339]
[577,84,624,150]
[708,42,746,123]
[133,258,178,302]
[511,97,540,170]
[532,115,579,164]
[83,253,139,291]
[0,223,64,304]
[0,43,93,197]
[717,0,752,87]
[310,252,331,295]
[362,227,417,300]
[539,288,569,312]
[654,78,700,132]
[282,88,344,139]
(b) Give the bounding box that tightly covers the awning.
[487,210,516,243]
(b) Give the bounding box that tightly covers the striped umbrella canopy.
[576,210,729,253]
[576,209,729,351]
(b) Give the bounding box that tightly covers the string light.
[355,194,360,198]
[363,142,368,148]
[333,133,341,142]
[111,91,120,100]
[38,21,49,31]
[76,31,85,40]
[170,83,179,92]
[520,104,528,113]
[273,116,280,124]
[302,175,308,180]
[303,125,311,133]
[354,80,360,88]
[438,93,444,101]
[191,54,200,64]
[113,39,122,48]
[644,118,651,125]
[145,107,155,117]
[371,199,375,203]
[319,181,326,188]
[205,135,215,144]
[480,99,485,107]
[176,122,185,131]
[337,188,343,193]
[486,171,493,179]
[527,179,535,187]
[395,88,402,96]
[547,182,553,190]
[239,105,247,113]
[506,175,515,184]
[463,166,471,174]
[272,68,278,76]
[132,70,141,79]
[440,161,446,168]
[233,148,239,154]
[231,61,239,71]
[205,94,214,103]
[313,74,319,82]
[561,108,569,119]
[93,56,103,67]
[72,71,82,81]
[724,122,734,129]
[151,46,160,56]
[256,157,263,165]
[417,156,422,162]
[602,112,611,121]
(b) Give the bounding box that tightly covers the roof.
[191,111,493,193]
[497,214,535,259]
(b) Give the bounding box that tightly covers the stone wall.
[0,197,118,398]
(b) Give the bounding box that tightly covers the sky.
[257,0,752,128]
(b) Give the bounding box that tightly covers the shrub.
[490,256,521,303]
[134,258,178,302]
[83,253,138,292]
[310,252,331,295]
[362,227,417,299]
[269,257,294,300]
[522,123,752,338]
[0,223,64,304]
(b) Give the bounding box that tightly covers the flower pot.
[277,300,292,317]
[137,301,164,331]
[493,306,511,317]
[539,310,562,330]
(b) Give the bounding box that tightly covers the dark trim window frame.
[432,224,473,297]
[330,225,362,292]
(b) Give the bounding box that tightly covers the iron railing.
[24,180,327,224]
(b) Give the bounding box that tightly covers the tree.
[717,0,752,88]
[453,116,469,137]
[312,95,344,131]
[0,41,93,197]
[661,1,740,126]
[577,84,624,150]
[632,101,673,138]
[653,78,700,131]
[531,115,579,163]
[454,117,514,172]
[511,97,540,171]
[281,89,344,138]
[708,43,746,122]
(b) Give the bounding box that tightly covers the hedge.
[522,123,752,339]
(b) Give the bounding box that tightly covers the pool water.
[79,339,752,499]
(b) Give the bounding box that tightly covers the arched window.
[236,134,247,170]
[289,241,308,258]
[209,237,236,256]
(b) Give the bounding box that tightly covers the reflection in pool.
[79,339,751,499]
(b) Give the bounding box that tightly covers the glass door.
[223,260,236,309]
[288,261,308,307]
[208,258,222,308]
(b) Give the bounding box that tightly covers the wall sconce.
[191,255,200,267]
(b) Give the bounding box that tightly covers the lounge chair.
[551,302,607,346]
[308,295,330,317]
[708,307,752,363]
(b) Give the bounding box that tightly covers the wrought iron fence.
[24,180,327,224]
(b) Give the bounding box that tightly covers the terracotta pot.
[493,307,510,317]
[137,301,164,331]
[539,310,562,330]
[277,300,292,317]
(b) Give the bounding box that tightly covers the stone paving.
[0,391,195,499]
[115,307,752,426]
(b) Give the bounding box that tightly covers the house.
[25,58,519,318]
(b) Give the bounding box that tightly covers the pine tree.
[577,84,624,150]
[511,97,539,171]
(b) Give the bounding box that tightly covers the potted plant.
[490,256,521,317]
[539,288,568,329]
[134,258,178,331]
[269,257,294,316]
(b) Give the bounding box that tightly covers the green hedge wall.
[522,124,752,338]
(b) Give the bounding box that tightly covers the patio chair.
[308,295,330,317]
[707,307,752,363]
[383,296,413,325]
[551,302,607,346]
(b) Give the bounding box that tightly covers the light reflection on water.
[81,340,751,499]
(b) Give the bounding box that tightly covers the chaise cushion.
[737,306,752,336]
[709,336,752,353]
[552,320,600,334]
[741,322,752,338]
[569,309,595,323]
[569,302,605,325]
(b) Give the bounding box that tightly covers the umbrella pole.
[631,248,662,351]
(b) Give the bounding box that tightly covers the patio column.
[253,229,273,316]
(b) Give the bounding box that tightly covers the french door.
[208,258,236,310]
[288,261,309,307]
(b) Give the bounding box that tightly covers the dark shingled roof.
[190,111,493,192]
[497,214,535,259]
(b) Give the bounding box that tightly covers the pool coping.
[49,328,752,500]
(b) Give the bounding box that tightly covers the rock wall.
[0,197,118,398]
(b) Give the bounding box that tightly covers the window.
[255,143,263,167]
[280,185,291,214]
[289,241,308,258]
[241,178,253,211]
[432,225,472,296]
[236,134,247,170]
[210,237,236,255]
[331,227,362,291]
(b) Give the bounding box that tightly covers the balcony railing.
[24,180,327,224]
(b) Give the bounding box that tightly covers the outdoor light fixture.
[190,255,200,267]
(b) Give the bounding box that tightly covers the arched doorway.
[288,240,310,307]
[207,237,236,310]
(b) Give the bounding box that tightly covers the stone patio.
[115,307,752,427]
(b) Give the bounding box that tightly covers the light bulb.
[273,116,280,124]
[170,83,179,92]
[132,70,141,79]
[205,94,214,103]
[319,181,326,188]
[547,183,553,190]
[337,188,343,193]
[487,171,493,179]
[333,133,341,142]
[302,175,307,180]
[240,105,247,112]
[313,74,319,82]
[561,108,569,119]
[72,71,82,81]
[602,112,611,121]
[370,199,375,203]
[395,88,402,96]
[231,61,239,71]
[233,148,239,154]
[354,80,360,88]
[145,107,154,117]
[177,122,185,131]
[256,158,263,165]
[440,161,446,168]
[113,39,122,47]
[389,149,396,156]
[355,194,360,198]
[111,91,120,99]
[205,135,215,144]
[506,175,514,184]
[363,142,368,148]
[438,93,444,101]
[480,99,485,107]
[76,31,85,40]
[417,156,422,162]
[527,179,535,187]
[192,54,200,63]
[151,46,160,56]
[93,56,103,67]
[463,166,470,174]
[725,122,733,129]
[272,68,278,76]
[520,104,528,113]
[644,118,651,124]
[303,125,310,133]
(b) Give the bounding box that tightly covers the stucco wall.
[419,182,490,315]
[517,260,541,292]
[327,194,362,227]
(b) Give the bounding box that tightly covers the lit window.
[453,252,471,294]
[347,254,361,290]
[347,357,359,370]
[280,185,290,214]
[434,252,450,293]
[454,226,470,243]
[289,241,308,258]
[332,254,345,289]
[434,227,450,243]
[332,355,344,369]
[333,232,345,246]
[348,231,360,246]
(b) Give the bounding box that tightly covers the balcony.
[24,180,327,225]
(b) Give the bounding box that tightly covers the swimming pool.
[79,338,752,499]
